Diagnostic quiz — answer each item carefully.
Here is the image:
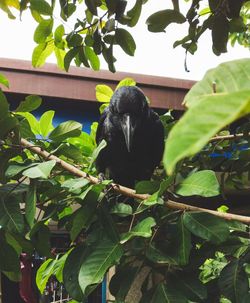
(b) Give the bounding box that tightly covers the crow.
[95,86,164,188]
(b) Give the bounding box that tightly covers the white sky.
[0,2,249,81]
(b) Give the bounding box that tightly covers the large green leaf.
[127,0,143,27]
[164,90,250,174]
[0,196,24,233]
[184,59,250,108]
[39,110,54,137]
[183,212,230,244]
[116,77,136,89]
[151,283,187,302]
[170,272,207,302]
[176,170,220,197]
[30,222,52,258]
[25,181,37,228]
[0,232,20,272]
[174,215,192,265]
[34,19,53,44]
[49,120,82,142]
[15,95,42,112]
[84,46,100,71]
[70,204,96,241]
[0,73,9,88]
[115,28,136,56]
[30,0,52,15]
[109,264,141,300]
[219,259,249,303]
[36,251,70,293]
[78,238,123,295]
[16,112,40,134]
[95,84,113,102]
[63,246,87,301]
[22,160,56,179]
[32,40,54,68]
[164,59,250,174]
[146,9,186,32]
[120,217,156,244]
[0,89,9,120]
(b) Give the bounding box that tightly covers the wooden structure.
[0,58,195,110]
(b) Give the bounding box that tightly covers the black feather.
[96,86,164,187]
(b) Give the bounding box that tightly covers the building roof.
[0,58,195,110]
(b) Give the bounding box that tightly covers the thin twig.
[209,132,250,142]
[20,138,250,224]
[166,200,250,224]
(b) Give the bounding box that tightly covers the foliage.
[0,58,250,302]
[1,0,249,72]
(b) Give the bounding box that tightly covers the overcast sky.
[0,2,249,80]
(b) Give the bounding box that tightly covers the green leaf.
[63,246,87,301]
[116,77,136,89]
[135,180,160,194]
[127,0,143,27]
[0,89,9,120]
[164,90,250,175]
[49,120,82,142]
[115,28,136,56]
[0,196,24,233]
[15,112,40,134]
[0,233,20,272]
[174,215,192,265]
[30,0,52,15]
[32,40,54,67]
[55,47,66,69]
[89,139,107,170]
[36,252,70,293]
[219,259,248,303]
[30,222,52,258]
[39,110,54,137]
[62,178,90,194]
[146,9,186,32]
[151,283,187,303]
[109,264,141,300]
[0,115,19,139]
[84,46,100,71]
[184,59,250,108]
[25,181,37,228]
[120,217,156,244]
[34,19,53,44]
[183,212,230,244]
[212,15,229,55]
[146,244,178,265]
[176,170,220,197]
[78,238,123,295]
[36,258,56,293]
[111,203,133,217]
[64,47,79,72]
[0,73,9,88]
[70,205,96,241]
[15,95,42,112]
[22,160,56,179]
[95,84,113,102]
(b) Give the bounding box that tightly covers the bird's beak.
[121,114,136,152]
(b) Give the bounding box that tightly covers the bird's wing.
[149,110,165,168]
[96,108,108,144]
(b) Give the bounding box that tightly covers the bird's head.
[110,86,149,152]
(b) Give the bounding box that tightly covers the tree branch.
[209,132,250,142]
[20,138,250,224]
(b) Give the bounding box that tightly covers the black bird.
[95,86,164,188]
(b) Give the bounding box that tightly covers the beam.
[0,58,195,110]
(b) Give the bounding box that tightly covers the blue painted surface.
[34,100,100,133]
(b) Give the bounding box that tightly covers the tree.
[1,0,249,71]
[0,1,250,303]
